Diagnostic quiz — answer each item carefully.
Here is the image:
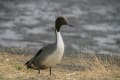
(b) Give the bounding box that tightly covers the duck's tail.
[25,60,32,68]
[25,59,39,70]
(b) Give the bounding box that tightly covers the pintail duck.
[25,16,72,75]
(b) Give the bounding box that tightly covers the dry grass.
[0,52,120,80]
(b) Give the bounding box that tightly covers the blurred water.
[0,0,120,55]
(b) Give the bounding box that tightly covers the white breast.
[42,32,64,67]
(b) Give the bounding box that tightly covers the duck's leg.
[50,67,52,76]
[38,69,40,74]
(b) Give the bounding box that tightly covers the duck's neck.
[55,30,64,47]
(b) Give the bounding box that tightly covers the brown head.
[55,16,72,32]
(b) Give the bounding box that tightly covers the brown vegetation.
[0,52,120,80]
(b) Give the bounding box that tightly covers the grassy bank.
[0,52,120,80]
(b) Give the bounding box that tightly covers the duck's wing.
[34,49,43,57]
[34,43,55,58]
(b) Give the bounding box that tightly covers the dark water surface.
[0,0,120,55]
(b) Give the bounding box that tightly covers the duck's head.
[55,16,72,32]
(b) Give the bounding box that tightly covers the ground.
[0,52,120,80]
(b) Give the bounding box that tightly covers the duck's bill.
[67,24,73,27]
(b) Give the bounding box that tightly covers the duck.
[25,16,72,75]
